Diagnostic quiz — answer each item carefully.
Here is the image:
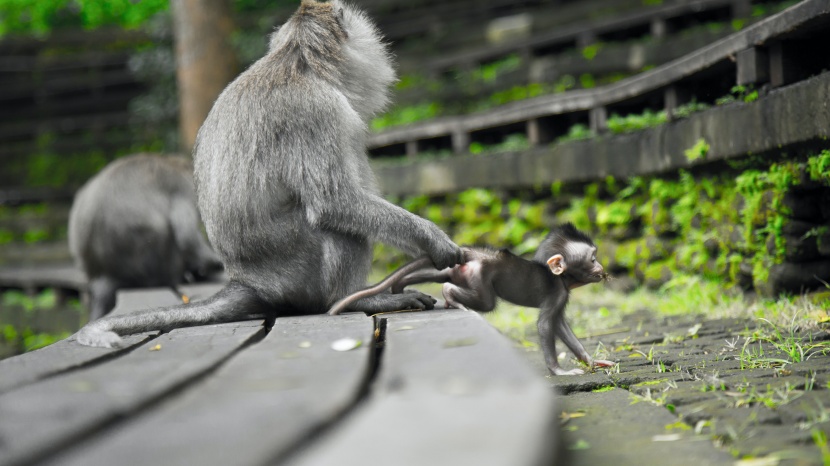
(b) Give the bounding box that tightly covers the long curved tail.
[327,257,432,316]
[75,281,269,348]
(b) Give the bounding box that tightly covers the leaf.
[331,338,362,351]
[443,337,478,348]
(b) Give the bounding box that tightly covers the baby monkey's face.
[546,243,607,289]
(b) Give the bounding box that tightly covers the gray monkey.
[69,154,224,321]
[75,0,462,347]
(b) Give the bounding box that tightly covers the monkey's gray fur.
[69,154,223,321]
[75,0,461,347]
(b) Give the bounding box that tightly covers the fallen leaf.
[568,439,590,450]
[331,338,362,351]
[149,344,162,351]
[560,411,587,422]
[443,337,477,348]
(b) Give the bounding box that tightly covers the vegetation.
[0,0,168,37]
[377,150,830,343]
[1,289,80,355]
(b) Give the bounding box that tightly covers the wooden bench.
[0,283,559,466]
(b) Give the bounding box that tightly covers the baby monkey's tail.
[327,257,433,316]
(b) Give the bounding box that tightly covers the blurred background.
[1,0,828,357]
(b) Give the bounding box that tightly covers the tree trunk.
[171,0,238,153]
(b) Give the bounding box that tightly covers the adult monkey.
[69,154,223,321]
[76,0,462,347]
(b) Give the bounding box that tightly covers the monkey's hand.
[426,236,464,270]
[550,365,585,376]
[74,325,124,348]
[349,290,437,314]
[593,359,616,368]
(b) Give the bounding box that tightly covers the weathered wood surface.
[0,288,183,394]
[0,321,264,466]
[286,309,559,466]
[47,314,375,466]
[0,263,85,291]
[0,288,560,466]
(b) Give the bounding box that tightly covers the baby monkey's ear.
[547,254,567,275]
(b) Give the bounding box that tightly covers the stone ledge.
[372,71,830,196]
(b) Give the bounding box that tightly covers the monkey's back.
[483,248,561,308]
[68,154,196,284]
[190,1,397,311]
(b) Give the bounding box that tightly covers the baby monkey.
[329,223,614,375]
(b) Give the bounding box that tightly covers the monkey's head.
[536,223,607,289]
[268,0,396,121]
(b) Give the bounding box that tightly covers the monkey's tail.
[327,257,433,316]
[75,281,270,348]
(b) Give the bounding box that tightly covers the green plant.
[469,54,522,84]
[557,124,594,143]
[684,138,710,162]
[372,102,443,131]
[716,85,759,106]
[607,110,667,134]
[0,0,168,37]
[731,18,747,31]
[812,430,830,465]
[581,43,602,61]
[469,134,530,155]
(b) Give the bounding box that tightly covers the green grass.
[471,272,830,349]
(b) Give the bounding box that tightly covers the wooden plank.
[45,314,374,466]
[179,281,228,302]
[0,263,86,291]
[108,288,183,316]
[286,309,559,466]
[0,288,181,394]
[0,320,264,466]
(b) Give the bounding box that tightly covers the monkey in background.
[329,223,615,376]
[69,154,224,321]
[75,0,462,347]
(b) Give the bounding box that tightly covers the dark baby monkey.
[329,223,614,375]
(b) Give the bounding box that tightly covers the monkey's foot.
[351,290,437,314]
[75,327,124,348]
[550,366,585,376]
[593,359,616,368]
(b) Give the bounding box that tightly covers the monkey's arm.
[537,293,613,375]
[537,295,583,375]
[553,316,615,370]
[283,91,462,270]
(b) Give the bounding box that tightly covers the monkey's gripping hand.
[426,234,464,270]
